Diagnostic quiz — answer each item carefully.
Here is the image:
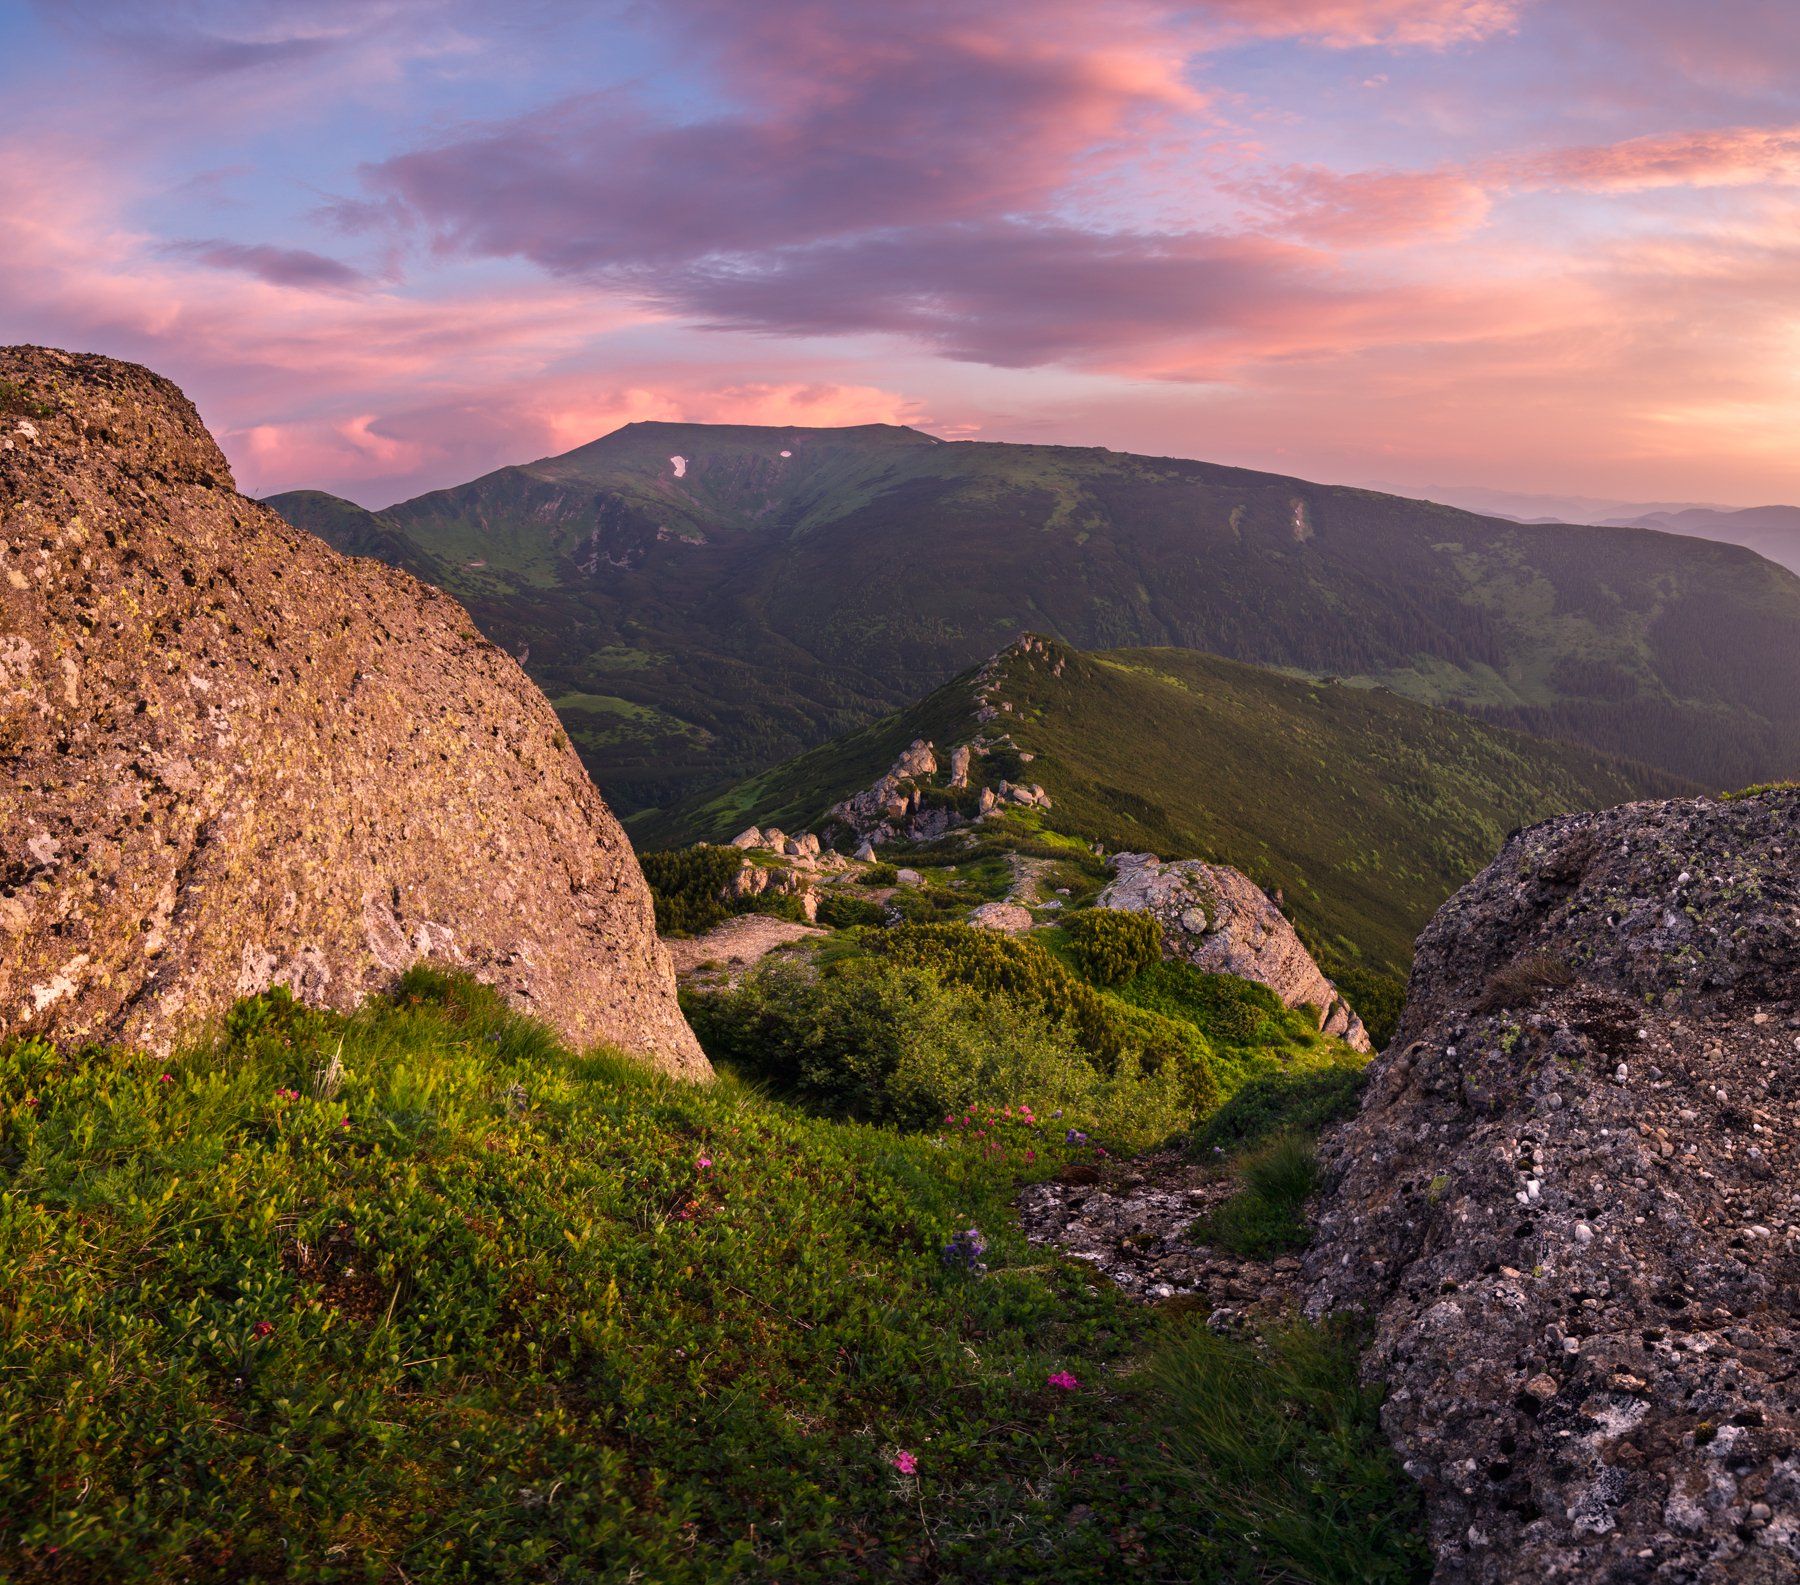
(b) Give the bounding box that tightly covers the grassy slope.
[0,973,1424,1584]
[654,641,1688,978]
[267,424,1800,812]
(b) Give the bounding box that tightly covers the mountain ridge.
[266,420,1800,809]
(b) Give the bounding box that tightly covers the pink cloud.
[1239,167,1494,245]
[1511,126,1800,192]
[1195,0,1523,49]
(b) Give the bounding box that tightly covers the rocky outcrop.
[1305,789,1800,1582]
[1098,854,1371,1050]
[0,347,707,1077]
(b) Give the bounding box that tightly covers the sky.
[2,1,1798,508]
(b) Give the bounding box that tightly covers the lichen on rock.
[0,347,706,1077]
[1306,788,1800,1582]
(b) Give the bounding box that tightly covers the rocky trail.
[1018,1152,1307,1328]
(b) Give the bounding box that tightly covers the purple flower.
[941,1226,988,1274]
[1046,1370,1080,1391]
[1065,1128,1088,1145]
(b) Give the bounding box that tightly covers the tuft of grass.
[1198,1131,1321,1257]
[1139,1319,1429,1584]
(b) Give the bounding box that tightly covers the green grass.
[1197,1133,1322,1257]
[1139,1321,1428,1583]
[1,972,1420,1582]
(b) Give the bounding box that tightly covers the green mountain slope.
[267,422,1800,810]
[653,639,1692,982]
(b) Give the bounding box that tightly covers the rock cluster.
[1099,854,1371,1050]
[1306,788,1800,1582]
[0,347,706,1076]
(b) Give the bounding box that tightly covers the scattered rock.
[0,347,706,1076]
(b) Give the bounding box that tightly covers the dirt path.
[663,915,827,987]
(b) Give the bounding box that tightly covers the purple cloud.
[169,239,371,291]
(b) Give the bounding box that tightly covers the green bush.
[1331,965,1405,1049]
[639,844,746,935]
[1113,960,1289,1047]
[1196,1132,1319,1256]
[815,892,887,929]
[1063,909,1162,985]
[868,924,1217,1111]
[686,956,1193,1145]
[858,861,899,886]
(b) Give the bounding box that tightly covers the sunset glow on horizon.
[3,0,1798,508]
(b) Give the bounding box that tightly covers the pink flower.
[252,1321,275,1339]
[697,1156,713,1171]
[1025,1150,1036,1162]
[892,1450,918,1475]
[1046,1371,1080,1391]
[157,1073,174,1084]
[341,1118,351,1129]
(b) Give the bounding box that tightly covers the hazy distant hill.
[267,422,1800,811]
[648,638,1693,984]
[1603,505,1800,576]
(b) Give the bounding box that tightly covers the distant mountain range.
[1389,484,1800,575]
[267,422,1800,811]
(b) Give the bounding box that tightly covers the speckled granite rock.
[0,347,707,1077]
[1306,789,1800,1582]
[1099,853,1371,1050]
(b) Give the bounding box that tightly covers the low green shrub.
[867,924,1217,1111]
[686,956,1193,1146]
[815,891,887,929]
[1112,960,1289,1047]
[1331,965,1405,1048]
[1196,1132,1319,1256]
[858,861,900,886]
[1063,909,1162,985]
[640,844,747,934]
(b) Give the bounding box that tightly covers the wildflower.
[1065,1128,1088,1145]
[252,1321,275,1339]
[157,1073,174,1085]
[892,1450,918,1475]
[341,1117,351,1129]
[941,1226,988,1274]
[1046,1370,1080,1391]
[1024,1150,1036,1162]
[697,1156,713,1171]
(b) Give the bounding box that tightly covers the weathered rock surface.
[1306,789,1800,1582]
[1099,853,1371,1050]
[967,900,1035,933]
[0,347,707,1076]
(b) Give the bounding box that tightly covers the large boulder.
[0,347,707,1077]
[1098,854,1370,1050]
[1305,790,1800,1582]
